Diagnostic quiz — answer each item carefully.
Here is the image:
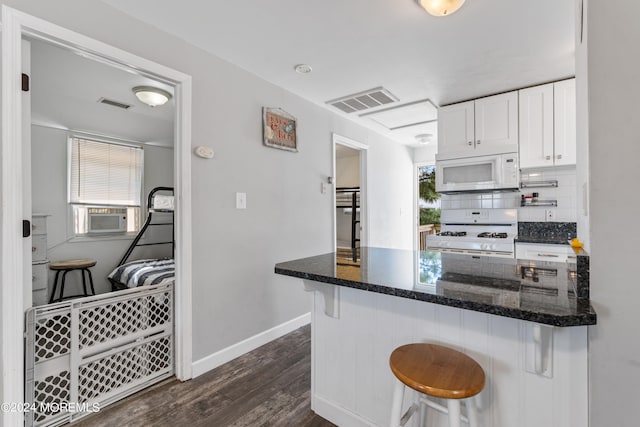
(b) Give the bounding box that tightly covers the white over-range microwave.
[435,152,519,194]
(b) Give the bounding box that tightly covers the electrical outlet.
[546,209,555,221]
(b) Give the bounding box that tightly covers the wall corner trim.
[191,313,311,378]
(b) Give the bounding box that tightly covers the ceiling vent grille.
[326,87,398,113]
[98,97,132,110]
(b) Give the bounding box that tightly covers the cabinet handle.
[545,155,551,160]
[537,253,559,258]
[468,141,473,146]
[32,247,36,252]
[557,154,563,159]
[476,139,481,145]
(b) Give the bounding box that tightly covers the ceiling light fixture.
[294,64,313,74]
[132,86,172,107]
[415,133,434,144]
[416,0,466,16]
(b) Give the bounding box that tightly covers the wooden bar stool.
[389,343,485,427]
[49,259,97,303]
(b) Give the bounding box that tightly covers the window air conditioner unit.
[88,208,127,233]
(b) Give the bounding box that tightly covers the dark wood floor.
[72,324,335,427]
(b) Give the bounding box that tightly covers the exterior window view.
[1,2,635,427]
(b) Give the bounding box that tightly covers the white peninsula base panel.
[310,286,588,427]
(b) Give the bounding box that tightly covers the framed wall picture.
[263,107,298,152]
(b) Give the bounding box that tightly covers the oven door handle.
[537,253,560,258]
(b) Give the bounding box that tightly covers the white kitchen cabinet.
[438,91,518,156]
[519,83,554,168]
[553,79,577,166]
[516,242,576,263]
[519,79,576,168]
[438,100,475,154]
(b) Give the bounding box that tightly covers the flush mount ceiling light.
[415,133,434,144]
[294,64,313,74]
[416,0,466,16]
[132,86,172,107]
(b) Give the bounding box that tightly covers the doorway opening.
[332,134,368,263]
[1,6,193,425]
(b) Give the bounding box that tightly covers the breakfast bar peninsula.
[275,247,595,427]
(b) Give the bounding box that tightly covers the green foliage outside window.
[418,166,441,226]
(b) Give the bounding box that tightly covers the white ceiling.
[102,0,575,147]
[30,38,175,146]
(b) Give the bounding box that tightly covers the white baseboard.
[313,395,378,427]
[191,312,311,378]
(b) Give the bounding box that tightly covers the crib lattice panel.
[25,283,174,427]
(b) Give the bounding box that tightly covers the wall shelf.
[520,200,558,207]
[520,180,559,189]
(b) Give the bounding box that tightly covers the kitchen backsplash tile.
[440,166,577,223]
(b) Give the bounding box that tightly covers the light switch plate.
[236,192,246,209]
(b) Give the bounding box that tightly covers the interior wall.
[31,125,174,296]
[2,0,415,363]
[413,144,437,165]
[575,0,590,250]
[335,154,359,187]
[586,0,640,425]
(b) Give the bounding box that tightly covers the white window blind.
[69,138,143,206]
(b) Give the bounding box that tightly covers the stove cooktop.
[438,231,467,237]
[477,232,509,239]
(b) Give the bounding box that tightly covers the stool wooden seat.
[49,259,97,303]
[389,343,485,427]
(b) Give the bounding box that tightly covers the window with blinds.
[69,137,143,235]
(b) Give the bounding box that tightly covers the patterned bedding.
[108,259,175,288]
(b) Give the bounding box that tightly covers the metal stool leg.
[447,399,461,427]
[49,270,61,304]
[58,270,70,302]
[419,394,427,427]
[390,379,405,427]
[86,268,96,295]
[466,396,479,427]
[81,268,89,296]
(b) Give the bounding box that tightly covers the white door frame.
[332,133,369,252]
[1,7,193,425]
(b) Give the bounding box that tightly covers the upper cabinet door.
[438,101,475,155]
[519,83,554,168]
[554,79,577,166]
[474,91,519,150]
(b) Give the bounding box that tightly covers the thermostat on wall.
[194,145,214,159]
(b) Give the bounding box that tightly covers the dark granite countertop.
[517,222,576,245]
[275,247,596,327]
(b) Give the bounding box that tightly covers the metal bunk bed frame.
[336,187,360,261]
[117,186,174,266]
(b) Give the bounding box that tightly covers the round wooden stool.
[389,343,485,427]
[48,259,97,303]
